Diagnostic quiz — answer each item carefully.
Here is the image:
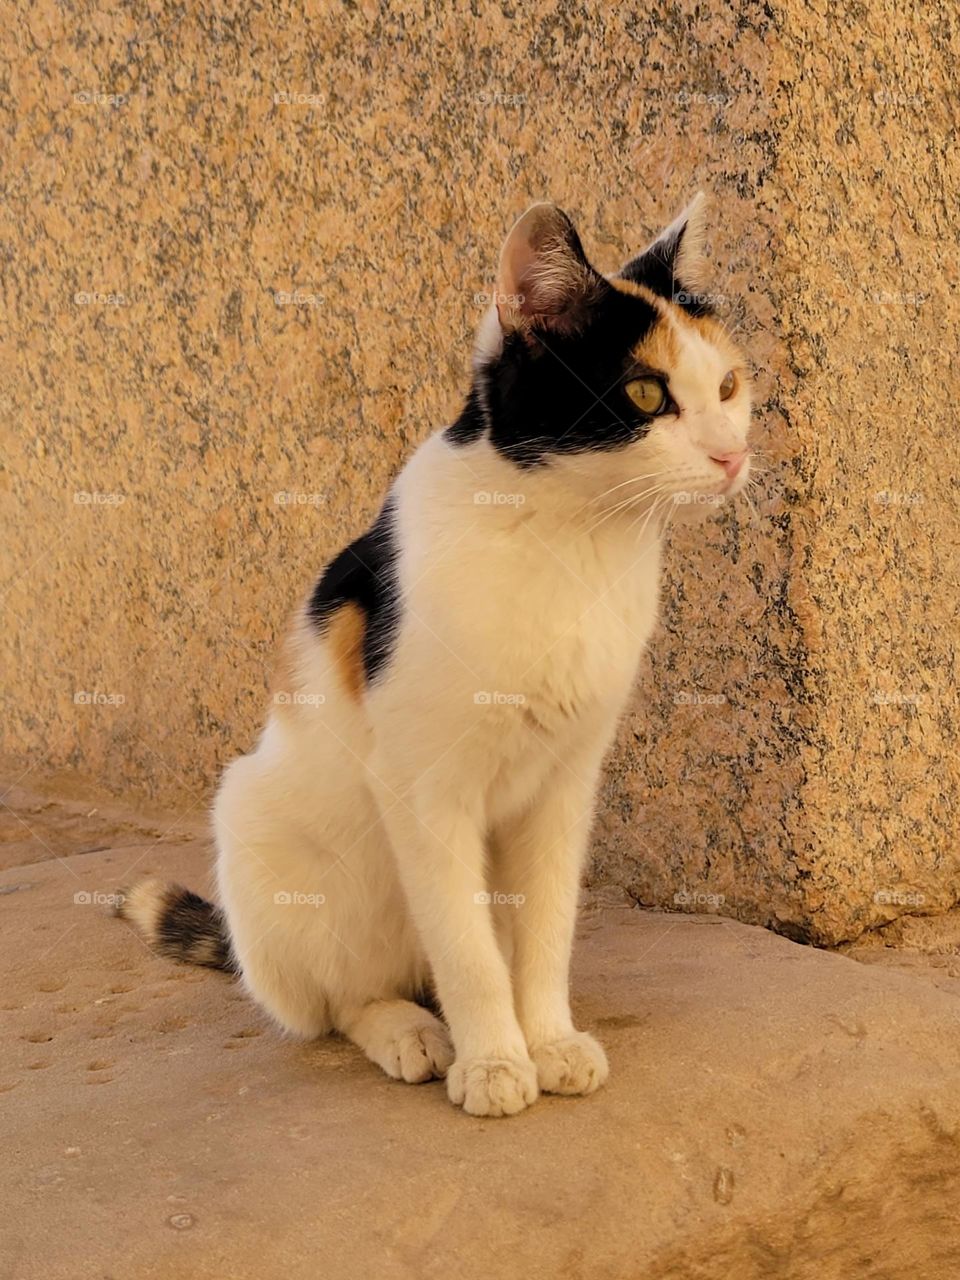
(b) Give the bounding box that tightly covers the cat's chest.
[481,580,656,823]
[498,559,660,728]
[529,599,651,716]
[405,501,662,721]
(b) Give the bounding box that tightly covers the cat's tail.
[114,877,236,972]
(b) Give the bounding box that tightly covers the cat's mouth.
[662,454,751,513]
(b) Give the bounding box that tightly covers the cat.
[117,193,752,1117]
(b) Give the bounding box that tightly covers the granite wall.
[2,0,956,943]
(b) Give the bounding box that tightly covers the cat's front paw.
[530,1031,609,1095]
[446,1055,539,1117]
[385,1020,455,1084]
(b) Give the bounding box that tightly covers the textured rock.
[764,1,960,943]
[1,0,956,943]
[2,792,960,1279]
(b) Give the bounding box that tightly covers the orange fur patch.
[684,312,744,366]
[270,603,368,714]
[608,278,681,371]
[327,602,366,702]
[610,277,746,375]
[630,318,679,372]
[608,277,662,308]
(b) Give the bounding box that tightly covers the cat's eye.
[625,378,668,416]
[719,370,737,401]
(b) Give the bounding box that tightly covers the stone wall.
[3,0,956,942]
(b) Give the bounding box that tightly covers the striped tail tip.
[115,877,235,972]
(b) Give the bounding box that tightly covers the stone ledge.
[2,794,959,1279]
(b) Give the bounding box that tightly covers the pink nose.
[710,450,748,480]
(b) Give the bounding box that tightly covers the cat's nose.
[709,450,748,480]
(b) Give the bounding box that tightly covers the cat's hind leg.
[338,999,454,1083]
[213,755,336,1039]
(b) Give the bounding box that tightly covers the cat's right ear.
[494,204,604,337]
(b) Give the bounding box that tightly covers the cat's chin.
[667,489,739,524]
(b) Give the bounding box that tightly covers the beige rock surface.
[0,3,955,936]
[3,786,960,1280]
[767,0,960,945]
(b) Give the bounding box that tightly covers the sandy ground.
[2,774,960,1280]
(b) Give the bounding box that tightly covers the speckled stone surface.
[4,794,960,1280]
[766,0,960,943]
[1,1,956,944]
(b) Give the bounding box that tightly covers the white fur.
[117,877,165,936]
[213,281,751,1118]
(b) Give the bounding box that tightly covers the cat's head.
[465,196,752,523]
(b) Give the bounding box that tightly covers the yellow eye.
[625,378,667,416]
[719,370,737,401]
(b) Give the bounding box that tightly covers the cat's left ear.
[494,203,605,336]
[618,192,708,302]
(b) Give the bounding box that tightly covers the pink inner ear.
[494,204,594,333]
[497,225,541,324]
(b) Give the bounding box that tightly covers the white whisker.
[627,492,669,543]
[566,469,673,526]
[584,484,667,536]
[585,470,673,507]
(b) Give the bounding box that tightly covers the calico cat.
[118,194,752,1117]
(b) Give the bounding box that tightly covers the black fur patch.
[620,223,713,318]
[157,886,236,972]
[450,285,663,468]
[306,499,401,684]
[414,979,444,1019]
[445,384,486,446]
